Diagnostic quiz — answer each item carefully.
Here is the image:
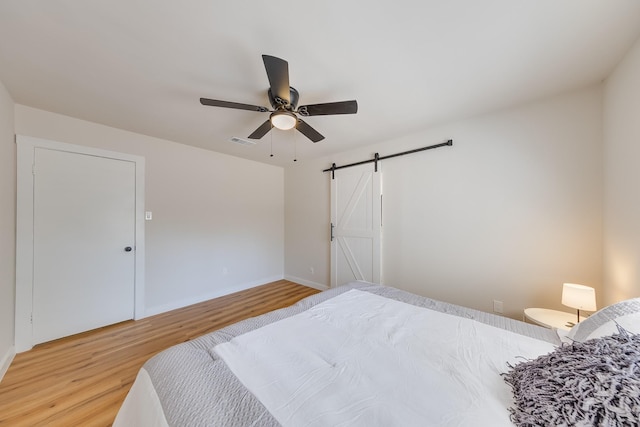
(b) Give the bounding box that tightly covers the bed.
[113,281,640,426]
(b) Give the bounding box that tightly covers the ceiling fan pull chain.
[293,128,298,162]
[270,123,274,157]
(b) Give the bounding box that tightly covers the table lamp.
[561,283,596,323]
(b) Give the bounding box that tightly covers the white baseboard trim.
[0,346,16,383]
[284,275,329,291]
[143,275,285,318]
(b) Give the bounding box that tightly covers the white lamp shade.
[562,283,597,311]
[270,111,297,130]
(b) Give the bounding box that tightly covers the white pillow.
[587,311,640,340]
[555,328,571,343]
[566,297,640,342]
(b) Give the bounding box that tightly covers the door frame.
[15,135,146,352]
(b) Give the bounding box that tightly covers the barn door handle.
[330,223,334,242]
[124,246,133,252]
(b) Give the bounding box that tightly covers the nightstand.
[523,308,586,331]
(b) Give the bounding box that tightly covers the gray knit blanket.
[503,326,640,426]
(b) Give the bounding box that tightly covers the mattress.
[114,281,559,426]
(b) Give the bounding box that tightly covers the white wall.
[603,36,640,305]
[286,86,603,318]
[15,105,284,315]
[0,78,16,378]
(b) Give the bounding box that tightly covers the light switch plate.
[145,211,152,220]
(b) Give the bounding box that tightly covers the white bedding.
[113,368,169,427]
[214,289,555,427]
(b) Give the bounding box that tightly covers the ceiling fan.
[200,55,358,143]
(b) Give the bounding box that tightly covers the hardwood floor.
[0,280,319,426]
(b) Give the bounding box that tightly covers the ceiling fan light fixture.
[270,111,297,130]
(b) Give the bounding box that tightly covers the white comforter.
[214,289,554,427]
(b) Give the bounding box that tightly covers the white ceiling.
[1,1,639,166]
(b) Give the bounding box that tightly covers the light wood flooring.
[0,279,319,426]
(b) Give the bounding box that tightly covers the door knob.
[124,246,132,252]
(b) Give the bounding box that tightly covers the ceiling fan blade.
[262,55,290,105]
[296,119,325,143]
[247,120,273,139]
[297,100,358,116]
[200,98,269,112]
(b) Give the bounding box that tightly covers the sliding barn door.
[330,164,382,287]
[32,147,136,344]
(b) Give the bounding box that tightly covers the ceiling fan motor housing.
[268,87,299,111]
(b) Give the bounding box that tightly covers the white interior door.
[32,147,136,344]
[330,163,382,287]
